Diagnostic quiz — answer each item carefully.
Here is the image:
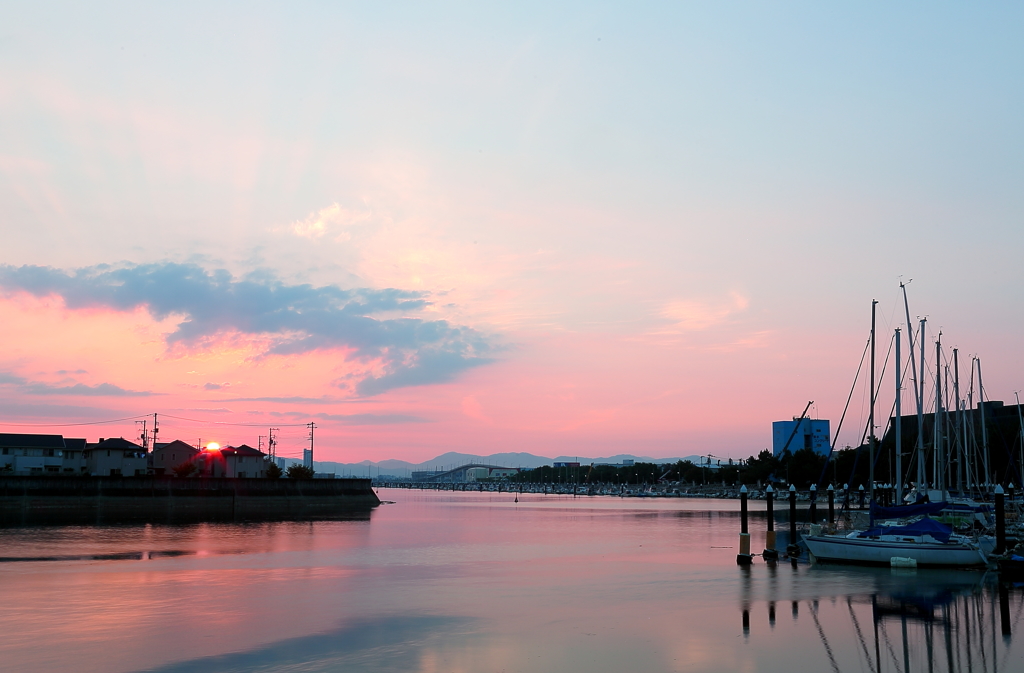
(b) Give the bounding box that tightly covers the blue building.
[772,418,830,457]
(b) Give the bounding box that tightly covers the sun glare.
[206,442,220,451]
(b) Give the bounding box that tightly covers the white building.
[150,440,200,476]
[0,433,66,475]
[194,444,267,478]
[84,437,148,476]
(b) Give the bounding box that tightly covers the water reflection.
[740,567,1022,673]
[134,615,474,673]
[2,493,1022,673]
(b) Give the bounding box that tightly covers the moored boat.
[804,517,990,567]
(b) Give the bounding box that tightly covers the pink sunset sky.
[2,4,1023,464]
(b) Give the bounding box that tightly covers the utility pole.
[151,413,160,452]
[136,419,148,451]
[269,428,279,461]
[305,422,316,471]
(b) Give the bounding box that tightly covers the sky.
[1,3,1023,464]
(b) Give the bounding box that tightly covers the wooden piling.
[787,485,800,557]
[763,485,778,561]
[809,484,817,524]
[827,484,835,525]
[737,485,752,565]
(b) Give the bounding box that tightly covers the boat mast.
[869,299,877,505]
[935,334,945,500]
[895,328,903,503]
[953,348,962,494]
[977,357,990,491]
[918,317,927,494]
[900,281,926,497]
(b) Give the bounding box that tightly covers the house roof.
[90,437,144,451]
[153,440,199,455]
[220,444,264,457]
[64,438,87,450]
[0,433,66,449]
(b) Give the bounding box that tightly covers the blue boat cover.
[857,517,953,544]
[870,501,948,520]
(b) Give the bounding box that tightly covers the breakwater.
[0,476,380,525]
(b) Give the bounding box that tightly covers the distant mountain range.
[303,451,721,478]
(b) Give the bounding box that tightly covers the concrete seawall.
[0,476,380,525]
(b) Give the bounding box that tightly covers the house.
[84,437,148,477]
[150,440,200,475]
[61,438,88,474]
[0,433,66,475]
[194,444,267,478]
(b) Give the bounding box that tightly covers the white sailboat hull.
[804,534,988,568]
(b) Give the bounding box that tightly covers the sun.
[206,442,220,451]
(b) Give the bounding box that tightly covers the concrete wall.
[0,476,379,525]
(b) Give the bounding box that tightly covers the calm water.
[0,490,1020,673]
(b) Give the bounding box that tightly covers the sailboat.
[804,516,990,567]
[803,295,994,568]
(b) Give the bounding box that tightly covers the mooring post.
[1010,482,1016,506]
[737,485,752,565]
[809,484,817,524]
[843,483,849,510]
[764,485,778,561]
[858,484,865,510]
[995,484,1006,555]
[787,485,800,557]
[827,484,835,525]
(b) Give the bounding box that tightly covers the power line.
[158,413,308,427]
[0,414,150,427]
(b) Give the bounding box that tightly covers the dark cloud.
[225,396,365,405]
[267,411,430,425]
[26,382,155,397]
[0,371,156,397]
[0,400,126,419]
[0,262,496,395]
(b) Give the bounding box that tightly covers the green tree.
[739,449,779,485]
[266,462,282,479]
[286,464,314,479]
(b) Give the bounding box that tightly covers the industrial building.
[772,418,831,457]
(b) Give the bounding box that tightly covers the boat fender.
[890,556,917,568]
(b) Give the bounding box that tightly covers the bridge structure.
[411,463,521,483]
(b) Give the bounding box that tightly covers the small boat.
[804,517,991,568]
